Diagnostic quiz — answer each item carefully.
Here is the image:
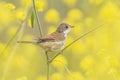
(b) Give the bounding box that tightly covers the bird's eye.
[65,26,68,28]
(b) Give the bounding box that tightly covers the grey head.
[56,23,74,34]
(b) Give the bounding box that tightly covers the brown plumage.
[36,32,65,42]
[18,23,73,52]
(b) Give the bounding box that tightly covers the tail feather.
[17,41,38,44]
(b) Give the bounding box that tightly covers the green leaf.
[32,0,43,36]
[30,11,34,28]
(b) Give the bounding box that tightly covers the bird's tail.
[17,41,38,44]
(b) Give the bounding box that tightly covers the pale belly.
[39,41,65,52]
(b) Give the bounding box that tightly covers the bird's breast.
[54,40,65,45]
[39,40,65,51]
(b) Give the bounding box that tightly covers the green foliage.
[30,11,34,28]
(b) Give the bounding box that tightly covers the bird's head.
[56,23,74,35]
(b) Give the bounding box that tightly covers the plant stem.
[32,0,50,79]
[0,6,31,57]
[45,51,49,80]
[1,17,27,80]
[0,21,24,57]
[47,62,49,80]
[32,0,43,37]
[49,23,104,63]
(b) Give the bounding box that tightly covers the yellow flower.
[96,49,107,58]
[0,43,4,52]
[5,3,15,10]
[107,56,119,67]
[19,35,37,57]
[67,9,83,22]
[80,55,95,70]
[70,40,87,55]
[99,1,119,22]
[95,61,108,74]
[72,22,83,36]
[52,55,67,69]
[107,68,120,80]
[62,19,74,26]
[84,17,94,27]
[65,36,86,55]
[36,76,46,80]
[85,69,94,76]
[44,9,60,23]
[94,29,111,49]
[21,0,32,6]
[24,45,37,57]
[65,36,73,46]
[36,0,47,12]
[47,26,56,34]
[15,9,26,21]
[7,27,17,38]
[0,43,10,59]
[12,55,29,68]
[62,0,77,7]
[0,2,14,26]
[85,36,94,48]
[16,76,27,80]
[51,73,63,80]
[86,77,98,80]
[89,0,103,5]
[66,72,84,80]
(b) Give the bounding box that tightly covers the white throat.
[63,28,71,37]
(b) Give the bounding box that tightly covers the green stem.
[32,0,43,37]
[32,0,48,79]
[1,21,25,80]
[45,51,49,80]
[0,21,24,57]
[47,62,49,80]
[49,23,104,63]
[0,6,31,57]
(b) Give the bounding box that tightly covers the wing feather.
[35,32,65,43]
[35,33,56,42]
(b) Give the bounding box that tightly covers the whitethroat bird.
[17,23,74,53]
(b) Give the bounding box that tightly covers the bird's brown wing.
[35,32,65,42]
[35,33,56,43]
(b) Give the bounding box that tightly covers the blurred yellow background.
[0,0,120,80]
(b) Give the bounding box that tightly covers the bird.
[17,23,74,52]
